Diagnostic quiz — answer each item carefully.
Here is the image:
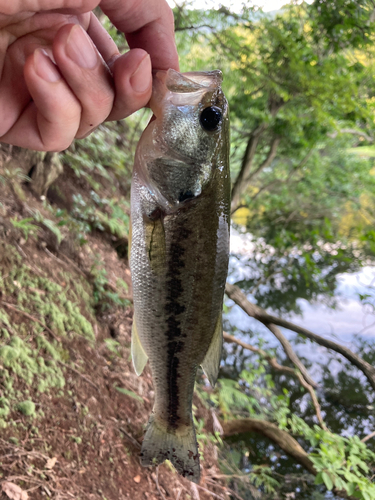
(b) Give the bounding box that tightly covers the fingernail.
[130,54,152,93]
[66,25,98,69]
[34,49,61,82]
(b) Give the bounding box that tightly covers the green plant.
[0,167,30,184]
[105,339,121,356]
[90,260,130,310]
[70,193,129,239]
[115,386,143,403]
[10,217,36,241]
[16,400,36,417]
[286,415,375,499]
[32,209,64,245]
[249,465,281,495]
[0,244,98,427]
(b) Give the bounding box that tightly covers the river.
[227,228,375,353]
[223,227,375,499]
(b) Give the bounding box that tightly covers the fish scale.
[130,69,230,483]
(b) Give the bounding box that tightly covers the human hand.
[0,0,178,151]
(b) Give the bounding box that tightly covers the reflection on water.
[228,228,375,347]
[224,228,375,499]
[296,270,375,339]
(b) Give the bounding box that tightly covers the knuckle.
[40,123,77,152]
[91,87,114,113]
[42,139,72,152]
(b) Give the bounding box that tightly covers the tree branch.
[223,332,327,429]
[231,125,266,212]
[225,283,375,392]
[225,284,317,388]
[222,418,355,500]
[328,128,373,143]
[361,430,375,443]
[231,135,281,213]
[175,24,215,31]
[222,417,316,474]
[246,136,281,184]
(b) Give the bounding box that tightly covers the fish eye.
[199,106,222,132]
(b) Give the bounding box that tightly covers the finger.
[0,13,90,138]
[106,49,152,121]
[1,49,81,150]
[52,23,114,138]
[83,14,153,122]
[0,0,99,16]
[100,0,179,71]
[87,11,119,64]
[0,43,30,137]
[87,12,152,119]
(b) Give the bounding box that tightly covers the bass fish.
[130,69,230,483]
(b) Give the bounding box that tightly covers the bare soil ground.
[0,165,226,500]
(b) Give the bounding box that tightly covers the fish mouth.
[149,69,223,119]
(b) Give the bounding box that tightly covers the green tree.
[174,1,375,498]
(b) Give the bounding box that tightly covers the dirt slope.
[0,156,225,500]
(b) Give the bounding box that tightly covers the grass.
[0,243,97,427]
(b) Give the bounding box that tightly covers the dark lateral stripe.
[164,225,191,429]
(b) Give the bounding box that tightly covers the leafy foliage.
[175,0,375,315]
[1,1,374,497]
[176,2,375,497]
[0,244,97,426]
[286,416,375,499]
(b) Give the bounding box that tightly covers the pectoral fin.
[145,217,166,274]
[131,318,148,376]
[201,315,223,387]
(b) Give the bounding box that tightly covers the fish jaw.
[150,69,223,118]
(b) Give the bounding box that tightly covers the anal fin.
[201,314,223,387]
[131,318,148,376]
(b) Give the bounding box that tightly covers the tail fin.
[140,412,200,483]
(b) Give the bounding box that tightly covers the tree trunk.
[29,152,63,197]
[0,145,63,197]
[231,125,266,212]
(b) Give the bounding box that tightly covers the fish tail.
[140,412,200,483]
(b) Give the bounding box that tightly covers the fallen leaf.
[2,481,29,500]
[45,456,57,469]
[133,475,141,483]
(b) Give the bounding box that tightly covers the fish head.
[137,69,229,211]
[150,69,228,164]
